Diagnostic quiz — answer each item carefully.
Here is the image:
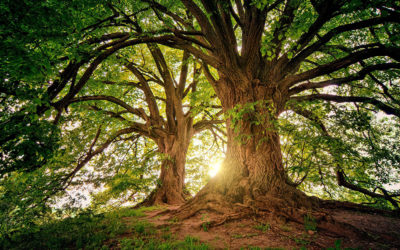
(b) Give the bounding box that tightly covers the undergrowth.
[117,235,209,250]
[0,206,209,250]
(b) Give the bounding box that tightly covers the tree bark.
[140,118,194,206]
[178,75,317,219]
[146,136,190,205]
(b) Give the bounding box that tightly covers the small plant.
[304,213,317,232]
[185,235,200,244]
[246,233,258,237]
[133,238,145,248]
[202,221,211,232]
[161,225,173,240]
[327,240,343,250]
[169,216,180,224]
[201,213,211,232]
[288,235,310,248]
[119,238,134,250]
[254,222,271,232]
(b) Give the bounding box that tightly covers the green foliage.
[227,100,275,131]
[327,240,360,250]
[227,100,277,145]
[0,206,160,249]
[201,213,210,232]
[116,235,209,250]
[133,220,156,235]
[0,0,110,81]
[1,1,400,244]
[0,0,113,176]
[0,165,67,240]
[0,113,60,175]
[280,101,400,209]
[1,209,126,249]
[119,238,135,250]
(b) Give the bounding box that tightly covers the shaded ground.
[121,205,400,249]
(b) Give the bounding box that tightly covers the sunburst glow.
[208,160,222,177]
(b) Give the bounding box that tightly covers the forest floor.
[118,205,400,249]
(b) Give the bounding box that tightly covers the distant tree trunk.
[153,137,190,205]
[140,121,194,206]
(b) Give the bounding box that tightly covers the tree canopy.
[1,0,400,241]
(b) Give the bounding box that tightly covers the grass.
[253,223,271,232]
[116,235,209,249]
[1,209,130,249]
[200,212,211,232]
[202,221,211,232]
[0,206,209,250]
[246,247,285,250]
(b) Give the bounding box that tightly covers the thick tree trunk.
[178,75,317,218]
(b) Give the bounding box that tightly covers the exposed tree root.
[172,180,398,245]
[135,186,188,208]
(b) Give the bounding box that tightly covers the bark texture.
[177,74,318,220]
[141,130,192,205]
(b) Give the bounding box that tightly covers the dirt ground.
[128,205,400,249]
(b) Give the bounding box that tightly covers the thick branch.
[67,95,149,120]
[180,0,219,48]
[193,119,224,134]
[291,94,400,117]
[286,47,400,87]
[337,170,399,208]
[289,63,400,95]
[53,35,181,109]
[178,51,191,96]
[124,62,163,124]
[286,15,400,73]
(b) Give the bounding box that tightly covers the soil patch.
[130,206,400,249]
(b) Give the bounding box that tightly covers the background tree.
[58,43,223,205]
[1,0,223,209]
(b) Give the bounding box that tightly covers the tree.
[60,44,223,205]
[2,0,400,226]
[115,0,400,219]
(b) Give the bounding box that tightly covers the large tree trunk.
[178,75,317,218]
